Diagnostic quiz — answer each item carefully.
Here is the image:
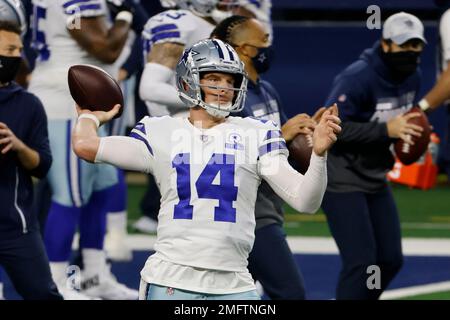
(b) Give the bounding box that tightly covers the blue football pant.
[321,186,403,300]
[248,223,306,299]
[0,232,62,300]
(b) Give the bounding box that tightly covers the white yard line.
[94,235,450,256]
[381,281,450,300]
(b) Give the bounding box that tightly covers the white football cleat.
[132,216,158,233]
[59,287,96,300]
[104,229,133,262]
[81,265,138,300]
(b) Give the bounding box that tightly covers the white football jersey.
[129,115,287,273]
[28,0,117,119]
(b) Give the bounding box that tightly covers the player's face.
[0,31,23,57]
[200,72,235,105]
[236,19,270,58]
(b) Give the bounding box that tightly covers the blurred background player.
[134,0,240,233]
[321,12,426,299]
[71,38,341,300]
[102,0,149,263]
[235,0,273,43]
[0,20,62,300]
[212,15,326,299]
[417,0,450,182]
[27,0,138,299]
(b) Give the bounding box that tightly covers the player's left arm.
[259,106,341,214]
[421,61,450,111]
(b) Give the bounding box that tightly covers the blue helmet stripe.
[212,40,224,59]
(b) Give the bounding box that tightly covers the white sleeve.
[139,62,186,110]
[440,9,450,62]
[258,152,327,214]
[95,136,154,174]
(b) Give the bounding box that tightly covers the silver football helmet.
[0,0,27,37]
[177,0,239,23]
[176,38,247,118]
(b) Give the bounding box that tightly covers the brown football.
[68,64,124,118]
[394,106,431,165]
[289,133,313,174]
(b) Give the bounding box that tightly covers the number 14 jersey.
[130,116,288,276]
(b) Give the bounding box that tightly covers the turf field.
[5,174,447,300]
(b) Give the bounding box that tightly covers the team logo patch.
[225,133,244,150]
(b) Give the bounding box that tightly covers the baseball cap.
[382,12,427,45]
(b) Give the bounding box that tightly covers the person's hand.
[281,113,316,142]
[76,104,121,126]
[0,122,26,154]
[106,0,134,16]
[311,106,327,124]
[386,112,423,145]
[312,103,342,156]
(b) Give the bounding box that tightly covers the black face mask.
[381,50,421,80]
[0,55,21,84]
[251,46,275,74]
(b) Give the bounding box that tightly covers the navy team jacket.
[0,82,52,240]
[325,40,421,193]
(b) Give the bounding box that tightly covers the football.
[288,133,313,174]
[68,64,124,118]
[394,106,431,165]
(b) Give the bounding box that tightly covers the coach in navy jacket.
[0,83,51,238]
[0,21,61,300]
[321,12,427,300]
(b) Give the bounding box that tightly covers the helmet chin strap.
[204,101,232,118]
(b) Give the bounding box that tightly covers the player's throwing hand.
[75,104,122,126]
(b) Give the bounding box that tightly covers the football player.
[28,0,138,300]
[72,38,341,299]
